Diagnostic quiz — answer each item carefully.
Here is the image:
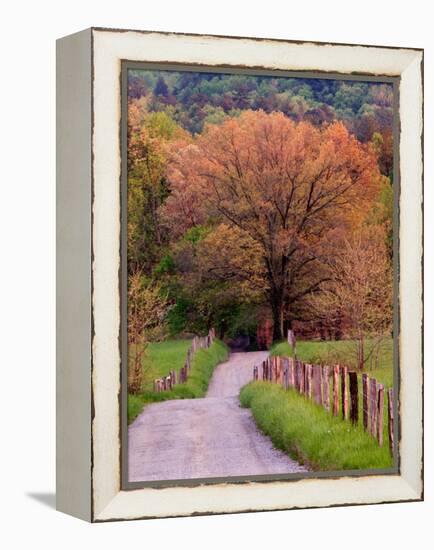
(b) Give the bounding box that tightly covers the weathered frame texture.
[56,27,423,522]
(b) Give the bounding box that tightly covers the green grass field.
[141,339,192,390]
[240,381,393,471]
[270,338,393,387]
[128,339,229,424]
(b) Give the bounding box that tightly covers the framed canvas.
[56,27,423,522]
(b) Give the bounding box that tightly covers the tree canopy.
[164,111,382,340]
[127,69,394,357]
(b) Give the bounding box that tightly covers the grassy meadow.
[128,339,229,424]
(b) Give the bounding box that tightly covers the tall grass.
[240,381,393,471]
[270,338,394,447]
[128,339,229,424]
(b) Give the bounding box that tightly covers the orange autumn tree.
[166,110,381,341]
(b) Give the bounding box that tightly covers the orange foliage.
[165,110,382,340]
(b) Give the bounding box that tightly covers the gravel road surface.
[128,351,307,482]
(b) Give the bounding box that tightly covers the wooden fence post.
[387,388,394,454]
[313,365,322,405]
[333,365,340,416]
[362,373,369,430]
[278,356,283,384]
[322,366,330,411]
[282,359,288,388]
[369,378,378,437]
[348,371,358,425]
[294,361,300,391]
[289,359,295,387]
[296,361,303,393]
[341,366,348,420]
[377,384,384,446]
[300,363,306,394]
[305,364,312,398]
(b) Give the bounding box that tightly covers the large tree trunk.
[271,295,284,342]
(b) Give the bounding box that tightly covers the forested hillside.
[128,70,393,178]
[127,68,394,370]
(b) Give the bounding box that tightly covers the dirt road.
[128,351,307,482]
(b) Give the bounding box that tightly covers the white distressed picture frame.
[56,27,423,522]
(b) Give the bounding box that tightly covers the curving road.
[128,351,307,482]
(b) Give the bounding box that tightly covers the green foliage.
[127,339,229,423]
[147,111,180,139]
[154,254,175,274]
[240,382,393,471]
[215,303,260,343]
[183,225,210,244]
[167,296,190,335]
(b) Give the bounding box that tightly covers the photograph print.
[124,65,397,485]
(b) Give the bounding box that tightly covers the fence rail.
[153,329,216,393]
[253,356,394,453]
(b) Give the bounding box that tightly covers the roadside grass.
[240,381,393,471]
[270,338,394,447]
[128,339,229,424]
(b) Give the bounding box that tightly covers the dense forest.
[127,69,394,381]
[128,70,394,178]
